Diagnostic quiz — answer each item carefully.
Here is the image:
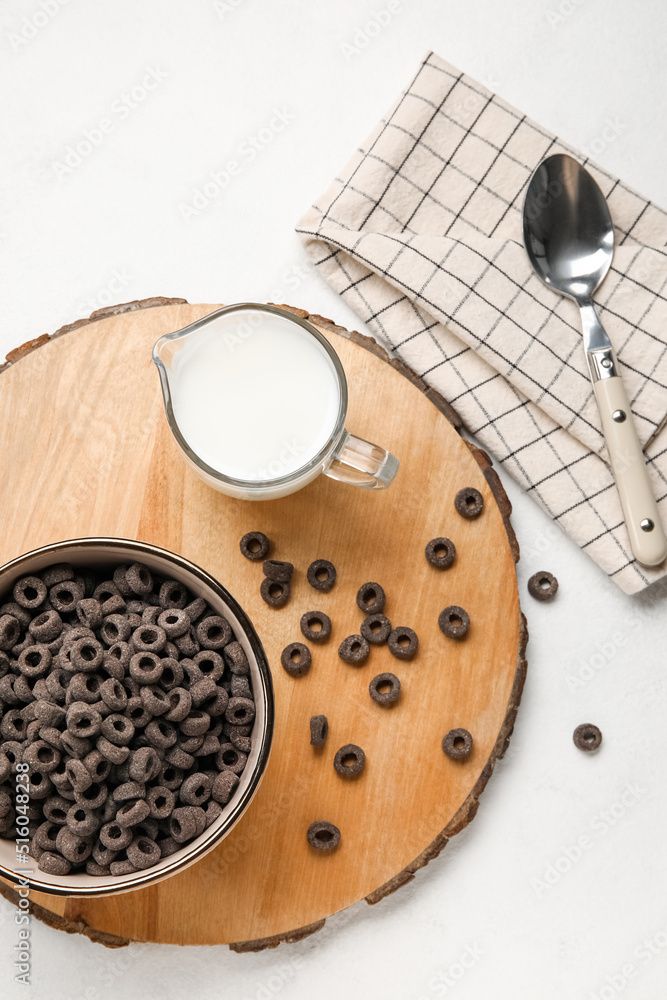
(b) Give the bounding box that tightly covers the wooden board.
[0,298,527,950]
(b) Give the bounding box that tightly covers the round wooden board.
[0,298,527,950]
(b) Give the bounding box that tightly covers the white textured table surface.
[2,2,667,997]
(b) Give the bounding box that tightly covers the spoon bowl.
[523,153,614,301]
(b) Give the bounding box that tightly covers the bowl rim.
[0,536,274,896]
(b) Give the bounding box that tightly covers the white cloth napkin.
[297,52,667,595]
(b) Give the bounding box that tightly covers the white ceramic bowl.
[0,537,274,897]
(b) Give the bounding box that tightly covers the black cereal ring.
[18,644,52,679]
[13,575,48,610]
[211,769,239,804]
[388,627,419,660]
[260,578,290,608]
[141,605,160,625]
[69,636,104,673]
[99,820,133,850]
[125,563,154,597]
[528,571,559,602]
[66,804,99,838]
[179,710,211,737]
[0,601,31,629]
[158,579,189,610]
[64,757,92,793]
[147,785,175,819]
[75,780,108,810]
[55,825,93,863]
[442,728,473,760]
[159,657,185,690]
[99,677,128,712]
[309,715,328,747]
[129,651,164,686]
[262,560,294,582]
[224,697,255,727]
[157,608,190,638]
[307,820,340,852]
[101,615,132,645]
[101,713,135,746]
[454,487,484,520]
[306,559,336,593]
[180,772,212,807]
[189,677,217,709]
[82,749,112,783]
[164,687,192,723]
[127,835,161,870]
[29,609,63,643]
[205,800,223,827]
[66,702,103,739]
[356,582,386,615]
[280,642,311,677]
[22,739,60,772]
[360,614,392,645]
[338,635,369,666]
[115,799,151,829]
[96,735,130,765]
[145,718,178,749]
[215,743,247,775]
[573,723,602,752]
[140,684,171,716]
[75,598,103,630]
[369,672,401,705]
[438,606,470,640]
[129,746,161,784]
[183,597,208,623]
[169,805,198,843]
[193,650,225,683]
[131,624,167,655]
[0,614,20,651]
[124,697,152,728]
[110,860,139,876]
[229,731,251,754]
[68,671,102,703]
[333,743,366,778]
[300,611,332,643]
[425,537,456,569]
[49,579,83,613]
[41,563,74,587]
[60,730,93,760]
[112,564,132,596]
[38,851,72,876]
[113,780,146,804]
[230,674,252,699]
[223,641,249,675]
[42,796,70,825]
[196,615,233,651]
[165,746,195,770]
[240,531,270,562]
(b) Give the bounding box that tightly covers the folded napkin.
[297,52,667,595]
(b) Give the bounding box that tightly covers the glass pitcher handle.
[325,431,399,490]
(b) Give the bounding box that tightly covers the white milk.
[169,311,341,481]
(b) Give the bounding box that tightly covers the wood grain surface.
[0,298,527,949]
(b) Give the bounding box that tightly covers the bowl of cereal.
[0,537,274,896]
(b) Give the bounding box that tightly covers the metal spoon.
[523,153,666,567]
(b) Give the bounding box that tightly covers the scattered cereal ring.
[425,537,456,569]
[454,487,484,520]
[388,627,419,660]
[360,613,392,645]
[307,820,340,851]
[338,635,369,665]
[528,570,559,602]
[309,715,328,747]
[240,531,270,561]
[306,559,336,593]
[442,728,473,760]
[369,672,401,705]
[356,582,386,615]
[573,723,602,752]
[262,560,294,582]
[438,606,470,640]
[300,611,332,643]
[333,743,366,778]
[260,578,290,608]
[281,642,311,677]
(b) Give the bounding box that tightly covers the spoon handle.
[591,361,667,566]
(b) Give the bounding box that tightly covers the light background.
[1,1,667,998]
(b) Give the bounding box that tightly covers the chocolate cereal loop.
[334,744,366,778]
[442,728,473,760]
[438,606,470,639]
[338,635,369,665]
[369,672,401,705]
[356,582,386,615]
[280,642,311,677]
[307,820,340,852]
[454,487,484,519]
[388,627,419,660]
[425,537,456,569]
[573,723,602,752]
[528,571,559,602]
[309,715,328,747]
[262,560,293,582]
[360,613,391,645]
[306,560,336,593]
[300,611,331,644]
[260,578,290,608]
[240,531,270,561]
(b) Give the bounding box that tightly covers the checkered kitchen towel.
[297,52,667,595]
